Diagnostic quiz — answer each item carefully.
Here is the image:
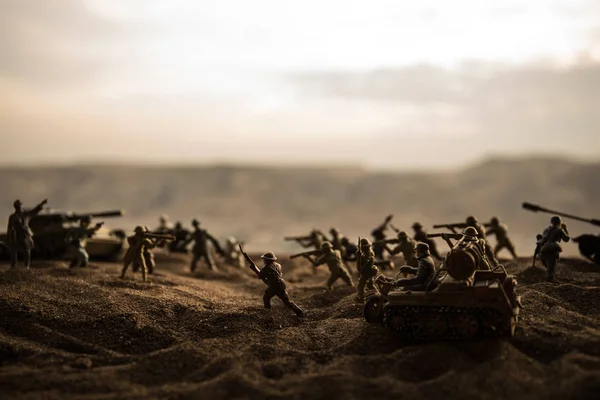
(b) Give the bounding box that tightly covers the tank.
[0,209,126,261]
[364,244,521,340]
[522,202,600,265]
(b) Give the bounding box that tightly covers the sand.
[0,253,599,400]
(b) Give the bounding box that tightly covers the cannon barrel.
[284,236,311,241]
[68,210,125,221]
[522,202,600,227]
[432,223,468,230]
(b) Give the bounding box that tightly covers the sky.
[1,0,599,169]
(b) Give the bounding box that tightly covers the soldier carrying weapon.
[356,238,379,302]
[285,229,326,274]
[66,216,104,269]
[380,227,418,268]
[428,226,492,270]
[298,241,354,290]
[121,226,174,282]
[6,198,48,269]
[484,217,518,259]
[371,214,393,263]
[537,216,570,282]
[239,244,304,317]
[412,222,443,261]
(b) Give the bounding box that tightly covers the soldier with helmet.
[304,241,354,290]
[155,214,173,234]
[356,238,379,302]
[392,243,438,291]
[465,215,499,267]
[6,198,47,268]
[538,215,570,282]
[181,219,225,272]
[412,222,442,261]
[384,231,418,268]
[329,227,344,255]
[486,216,518,259]
[121,225,162,281]
[441,226,493,270]
[66,216,104,269]
[241,249,304,317]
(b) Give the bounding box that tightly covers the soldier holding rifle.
[66,216,104,269]
[239,245,304,317]
[433,216,498,267]
[293,241,354,290]
[412,222,443,261]
[120,226,174,282]
[371,214,393,263]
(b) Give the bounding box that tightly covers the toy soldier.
[121,226,164,281]
[537,216,570,282]
[340,237,358,262]
[133,226,163,274]
[6,198,47,268]
[182,219,225,272]
[371,214,393,261]
[486,217,518,259]
[155,214,173,234]
[329,228,344,254]
[392,243,437,291]
[239,246,304,317]
[168,221,190,253]
[440,226,492,270]
[224,236,244,267]
[384,231,418,268]
[356,238,379,302]
[66,216,103,269]
[465,215,499,267]
[304,241,354,290]
[412,222,442,261]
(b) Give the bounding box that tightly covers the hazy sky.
[1,0,599,168]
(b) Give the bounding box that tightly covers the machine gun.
[290,249,322,260]
[522,202,600,227]
[284,235,312,242]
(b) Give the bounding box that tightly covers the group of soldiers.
[3,199,573,317]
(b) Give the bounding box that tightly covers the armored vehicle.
[364,242,521,340]
[523,202,600,265]
[0,209,125,261]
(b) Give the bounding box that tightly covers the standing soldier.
[371,214,393,261]
[392,243,437,291]
[6,198,47,268]
[66,216,103,269]
[383,231,418,268]
[340,237,358,262]
[121,226,164,282]
[182,219,225,272]
[412,222,443,261]
[304,241,354,290]
[465,215,499,267]
[486,217,518,259]
[538,216,570,282]
[133,226,162,275]
[239,246,304,317]
[168,222,190,253]
[356,238,379,302]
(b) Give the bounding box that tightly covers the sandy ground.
[0,252,599,400]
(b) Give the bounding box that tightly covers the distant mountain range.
[0,157,598,254]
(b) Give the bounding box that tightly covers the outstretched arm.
[24,198,48,217]
[206,232,225,255]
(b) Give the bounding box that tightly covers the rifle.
[290,249,322,260]
[432,223,468,230]
[143,232,176,244]
[239,244,262,279]
[426,233,462,239]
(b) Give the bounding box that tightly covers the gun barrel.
[522,202,600,227]
[426,233,447,238]
[432,223,467,229]
[72,210,125,220]
[144,232,175,241]
[284,236,310,241]
[290,250,321,259]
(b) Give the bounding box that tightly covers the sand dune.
[0,253,599,399]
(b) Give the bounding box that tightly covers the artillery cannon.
[363,236,520,340]
[522,202,600,265]
[0,209,126,261]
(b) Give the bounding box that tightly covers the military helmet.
[397,231,408,238]
[412,222,423,230]
[491,216,499,225]
[320,241,333,250]
[13,199,22,208]
[330,227,339,234]
[462,226,478,239]
[466,215,478,224]
[261,251,277,261]
[360,238,372,247]
[191,218,200,226]
[134,225,145,234]
[550,215,562,225]
[416,242,430,255]
[175,222,182,229]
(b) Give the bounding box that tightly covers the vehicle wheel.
[363,295,386,323]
